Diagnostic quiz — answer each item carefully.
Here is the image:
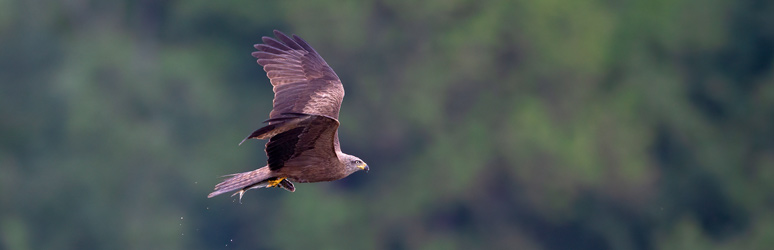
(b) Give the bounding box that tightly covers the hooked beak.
[358,164,370,172]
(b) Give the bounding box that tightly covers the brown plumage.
[208,30,369,200]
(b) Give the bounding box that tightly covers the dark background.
[2,0,773,249]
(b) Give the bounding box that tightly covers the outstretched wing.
[252,30,344,120]
[264,115,340,172]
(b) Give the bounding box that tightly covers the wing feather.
[261,37,293,51]
[252,30,345,120]
[267,70,303,79]
[273,31,305,50]
[263,115,340,171]
[253,44,288,55]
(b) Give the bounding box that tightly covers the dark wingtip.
[262,113,307,123]
[273,29,285,38]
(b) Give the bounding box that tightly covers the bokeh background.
[2,0,774,249]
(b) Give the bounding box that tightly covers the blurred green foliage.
[1,0,773,249]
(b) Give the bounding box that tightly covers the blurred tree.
[1,0,772,249]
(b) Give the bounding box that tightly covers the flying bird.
[208,30,369,200]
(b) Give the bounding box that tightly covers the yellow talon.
[267,177,286,188]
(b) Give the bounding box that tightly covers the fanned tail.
[208,167,273,199]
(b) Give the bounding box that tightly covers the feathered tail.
[208,167,271,199]
[208,166,295,200]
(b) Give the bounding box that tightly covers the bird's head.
[342,154,369,175]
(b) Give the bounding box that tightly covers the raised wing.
[252,30,345,121]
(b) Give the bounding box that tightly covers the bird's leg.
[267,177,286,188]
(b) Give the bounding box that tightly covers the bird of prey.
[208,30,369,201]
